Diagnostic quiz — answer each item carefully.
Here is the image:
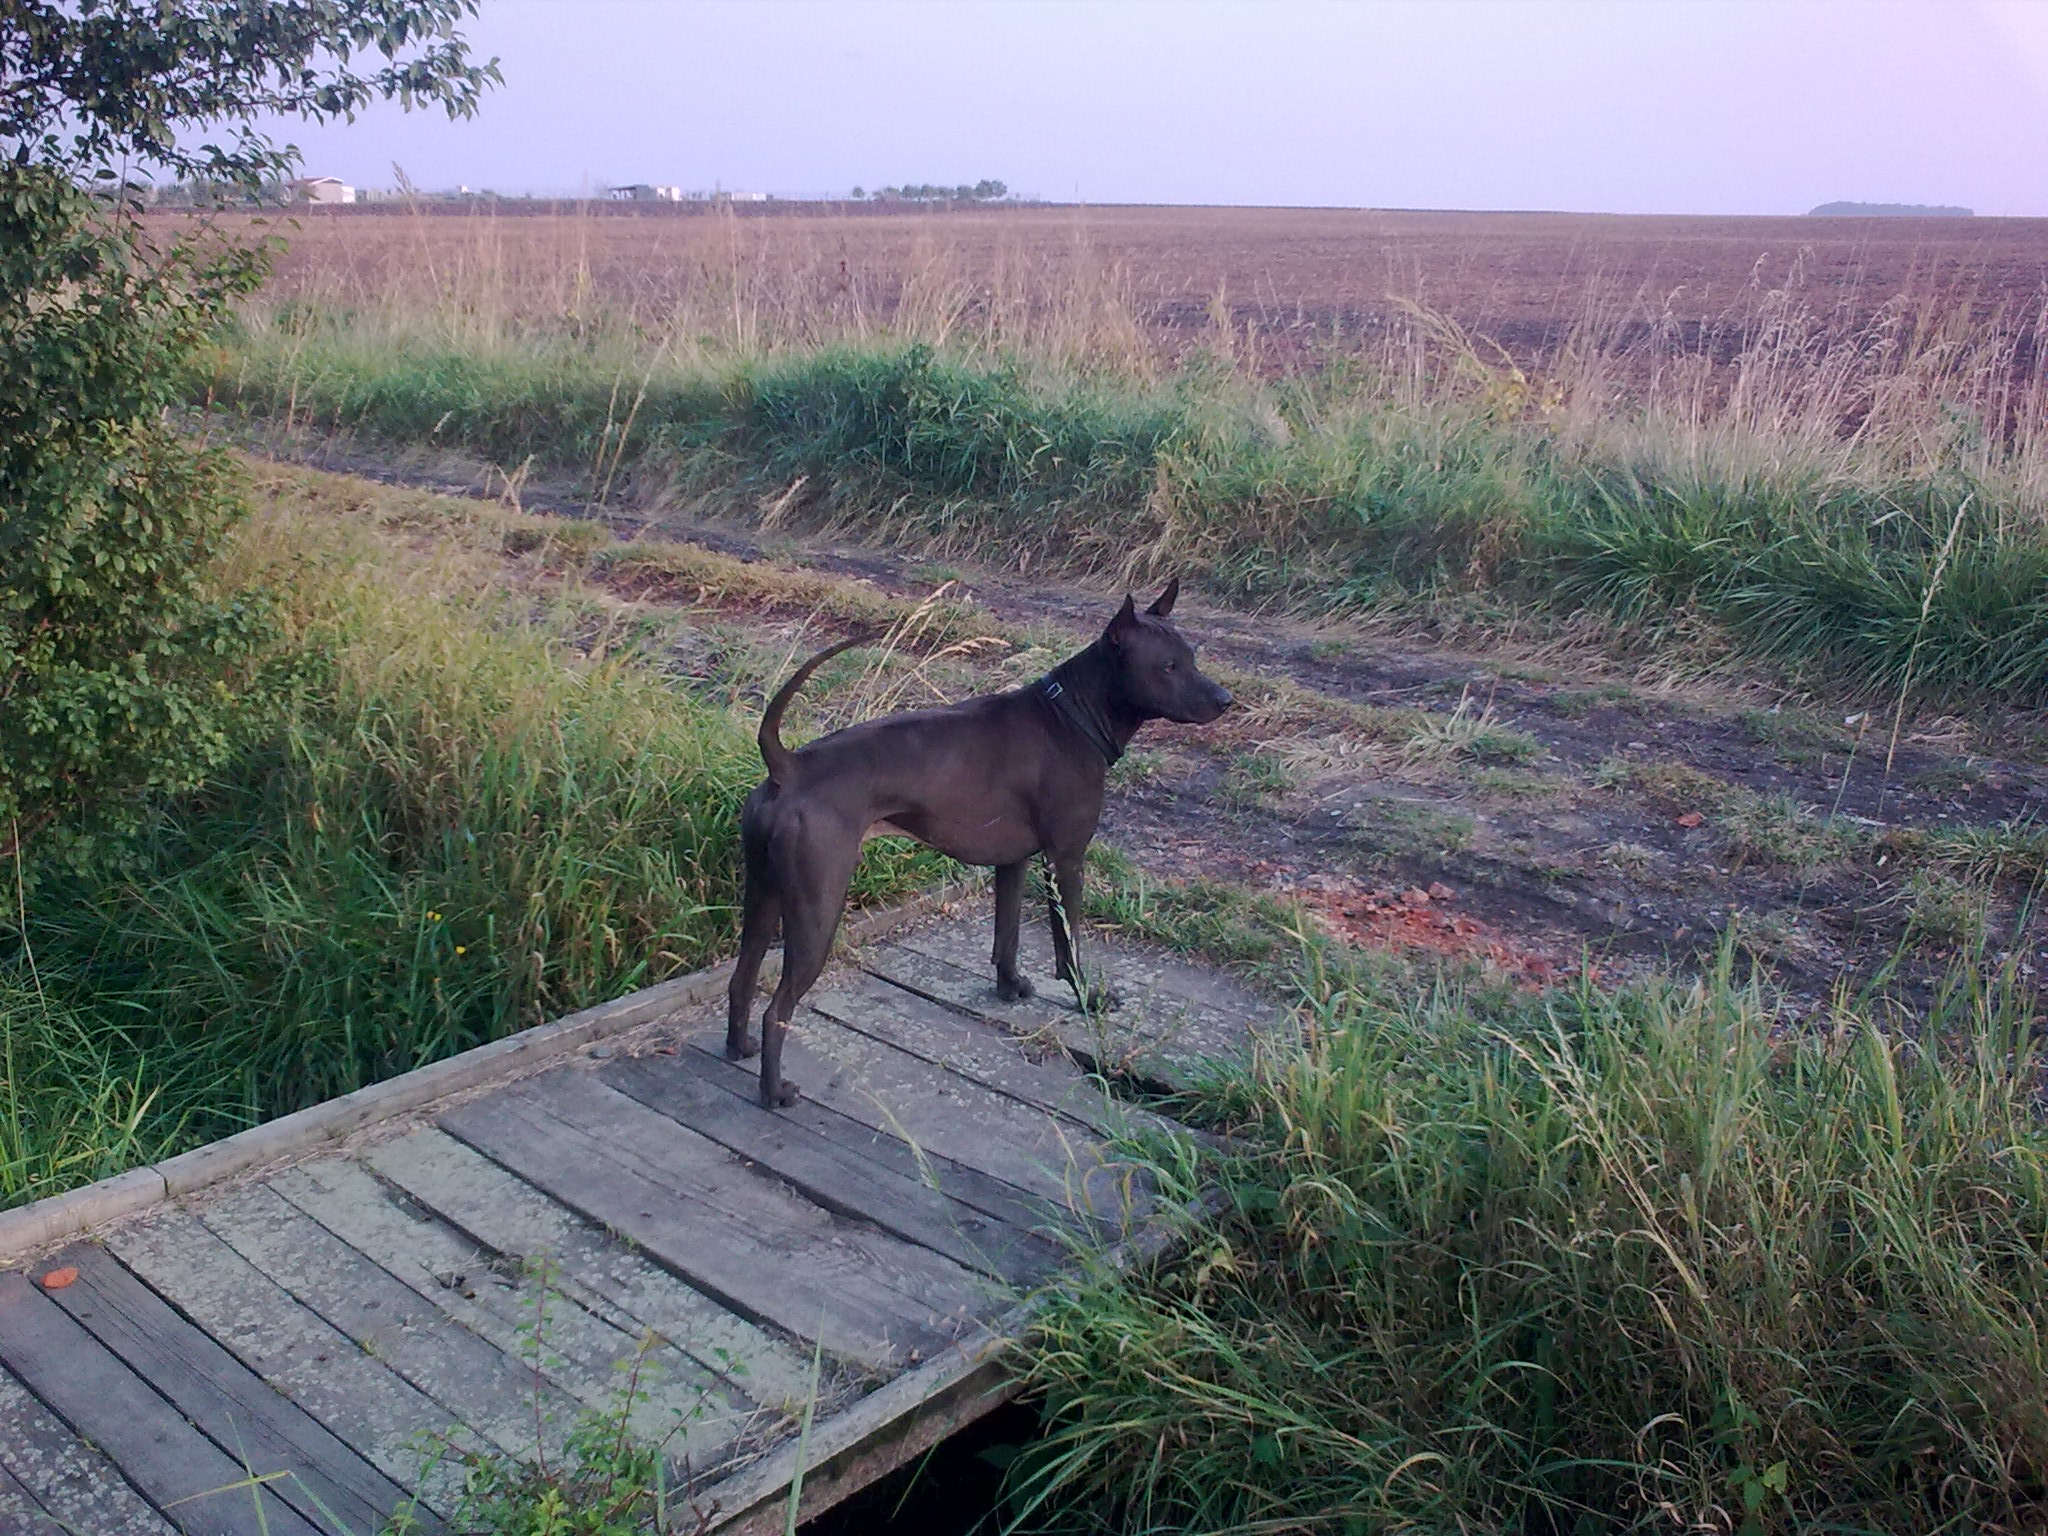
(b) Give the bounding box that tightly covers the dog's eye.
[1163,661,1177,672]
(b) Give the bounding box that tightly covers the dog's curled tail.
[758,633,869,786]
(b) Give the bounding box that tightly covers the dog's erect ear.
[1106,593,1138,646]
[1147,578,1179,617]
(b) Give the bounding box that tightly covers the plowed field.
[248,202,2048,373]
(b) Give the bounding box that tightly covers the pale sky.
[264,0,2048,216]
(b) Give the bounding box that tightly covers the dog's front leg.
[992,859,1035,1001]
[1047,851,1118,1013]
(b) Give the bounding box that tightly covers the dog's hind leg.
[992,858,1035,1001]
[726,879,781,1060]
[757,833,860,1108]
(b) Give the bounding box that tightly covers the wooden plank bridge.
[0,902,1284,1535]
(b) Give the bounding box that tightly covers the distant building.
[608,183,683,202]
[729,191,770,203]
[290,176,355,205]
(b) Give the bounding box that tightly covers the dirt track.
[254,438,2048,1011]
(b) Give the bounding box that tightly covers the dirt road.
[257,439,2048,1010]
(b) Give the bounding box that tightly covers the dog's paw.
[995,973,1036,1002]
[761,1080,801,1108]
[725,1031,761,1061]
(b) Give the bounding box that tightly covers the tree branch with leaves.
[0,2,498,862]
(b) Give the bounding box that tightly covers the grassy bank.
[1009,943,2048,1535]
[215,314,2048,708]
[1,476,940,1209]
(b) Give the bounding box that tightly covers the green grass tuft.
[215,317,2048,709]
[1010,944,2048,1534]
[0,494,943,1208]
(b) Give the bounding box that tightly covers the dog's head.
[1103,578,1233,724]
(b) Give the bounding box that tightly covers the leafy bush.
[0,0,497,859]
[0,169,275,860]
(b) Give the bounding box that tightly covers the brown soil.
[1278,876,1576,988]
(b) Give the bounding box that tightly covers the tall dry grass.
[201,202,2048,704]
[233,204,2048,474]
[0,471,948,1209]
[237,202,1163,373]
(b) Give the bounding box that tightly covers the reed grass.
[209,217,2048,708]
[1009,943,2048,1534]
[0,484,945,1209]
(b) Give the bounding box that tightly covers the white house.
[608,184,683,202]
[291,176,355,205]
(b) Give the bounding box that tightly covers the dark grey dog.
[726,579,1233,1106]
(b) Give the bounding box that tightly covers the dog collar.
[1039,676,1124,766]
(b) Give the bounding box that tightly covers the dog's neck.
[1037,643,1141,767]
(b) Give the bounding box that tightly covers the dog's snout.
[1185,680,1232,723]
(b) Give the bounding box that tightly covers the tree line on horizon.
[852,179,1008,203]
[1808,200,1973,217]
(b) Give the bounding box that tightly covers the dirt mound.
[1257,869,1583,986]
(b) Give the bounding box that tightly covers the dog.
[726,579,1233,1106]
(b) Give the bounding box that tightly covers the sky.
[262,0,2048,216]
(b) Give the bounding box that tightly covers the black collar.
[1038,672,1124,766]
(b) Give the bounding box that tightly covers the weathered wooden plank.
[0,1365,175,1536]
[440,1074,991,1373]
[862,937,1115,1053]
[195,1182,580,1463]
[364,1128,826,1413]
[654,1040,1060,1237]
[896,914,1283,1023]
[271,1158,753,1471]
[598,1050,1062,1284]
[806,973,1141,1135]
[864,936,1251,1089]
[107,1206,473,1517]
[41,1244,423,1536]
[144,895,961,1209]
[703,1175,1230,1534]
[739,1006,1153,1234]
[705,1336,1016,1536]
[0,1461,69,1536]
[0,1167,168,1275]
[0,894,964,1271]
[0,1271,321,1536]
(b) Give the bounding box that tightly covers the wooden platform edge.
[0,886,970,1266]
[702,1187,1226,1535]
[710,1329,1014,1536]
